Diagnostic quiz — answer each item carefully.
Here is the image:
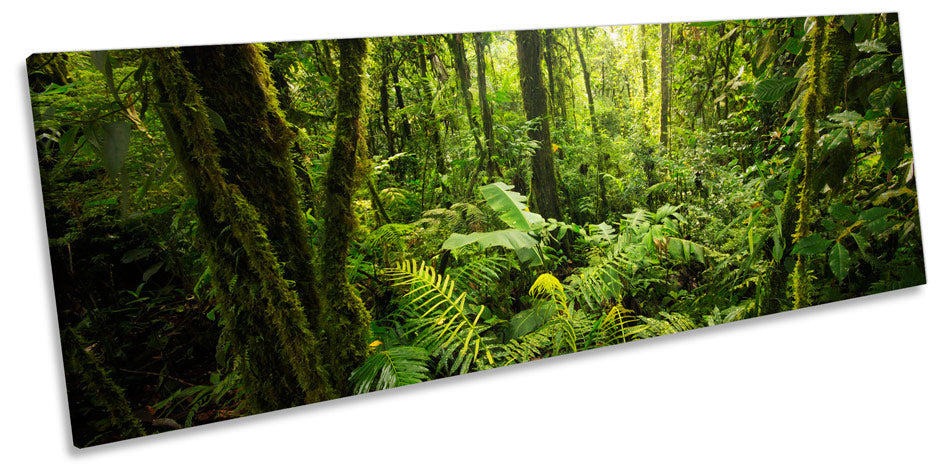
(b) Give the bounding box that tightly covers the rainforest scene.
[28,13,924,447]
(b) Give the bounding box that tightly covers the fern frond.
[349,346,430,394]
[383,260,496,375]
[636,312,697,338]
[567,248,637,310]
[585,305,647,347]
[447,254,507,291]
[366,223,416,251]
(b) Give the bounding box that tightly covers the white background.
[1,0,947,468]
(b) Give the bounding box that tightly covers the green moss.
[62,327,145,443]
[791,17,829,310]
[320,38,372,394]
[150,46,334,411]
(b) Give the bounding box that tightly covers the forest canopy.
[28,12,923,447]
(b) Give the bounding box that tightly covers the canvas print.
[28,12,924,447]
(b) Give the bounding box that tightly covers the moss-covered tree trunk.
[516,30,562,220]
[150,45,334,411]
[759,17,831,315]
[320,38,373,394]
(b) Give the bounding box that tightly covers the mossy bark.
[790,17,831,310]
[62,327,145,446]
[150,45,334,411]
[759,17,830,315]
[516,30,562,220]
[320,38,372,394]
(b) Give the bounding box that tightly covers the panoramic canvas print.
[28,12,924,447]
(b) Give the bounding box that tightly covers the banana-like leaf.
[442,229,542,266]
[479,182,544,230]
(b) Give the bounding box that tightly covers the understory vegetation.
[28,13,923,447]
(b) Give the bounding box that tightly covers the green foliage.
[350,346,430,394]
[384,260,497,375]
[33,13,923,445]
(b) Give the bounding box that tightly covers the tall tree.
[572,27,607,216]
[515,29,562,220]
[543,30,562,121]
[151,44,335,411]
[660,23,671,149]
[415,39,448,205]
[474,32,499,180]
[446,33,487,198]
[639,24,650,134]
[320,38,373,392]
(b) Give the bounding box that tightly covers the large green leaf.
[753,77,798,102]
[856,39,888,53]
[479,182,544,230]
[791,233,833,256]
[442,229,542,265]
[852,55,886,77]
[828,242,851,281]
[504,302,557,341]
[869,82,900,110]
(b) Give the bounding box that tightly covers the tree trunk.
[321,38,373,393]
[446,33,488,198]
[474,32,500,179]
[660,23,671,149]
[151,44,335,411]
[543,30,561,122]
[416,41,447,204]
[516,30,562,220]
[572,28,607,218]
[378,40,396,158]
[639,24,650,134]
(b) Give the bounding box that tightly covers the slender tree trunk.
[543,30,561,122]
[446,33,489,198]
[660,23,671,149]
[516,30,562,220]
[474,32,499,179]
[321,38,373,393]
[416,41,447,203]
[151,44,335,411]
[639,24,650,134]
[378,40,396,158]
[392,65,411,150]
[572,28,607,217]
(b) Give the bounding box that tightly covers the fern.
[567,247,638,310]
[636,312,697,338]
[447,254,508,291]
[384,260,496,375]
[366,223,416,251]
[585,305,648,347]
[349,346,430,394]
[528,274,576,355]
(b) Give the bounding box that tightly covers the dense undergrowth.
[28,14,923,446]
